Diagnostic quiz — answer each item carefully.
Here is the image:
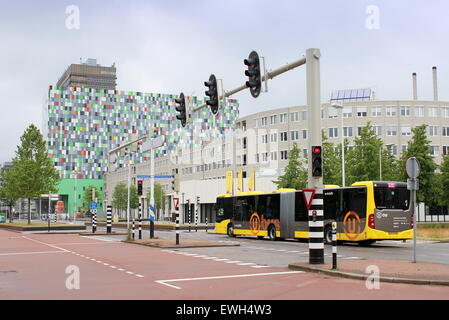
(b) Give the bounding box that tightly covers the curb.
[81,232,128,236]
[122,239,240,249]
[288,263,449,287]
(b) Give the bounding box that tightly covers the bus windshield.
[374,183,410,210]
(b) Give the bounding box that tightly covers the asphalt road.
[2,228,448,300]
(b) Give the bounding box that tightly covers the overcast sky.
[0,0,448,164]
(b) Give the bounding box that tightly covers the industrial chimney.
[412,73,417,100]
[432,66,438,101]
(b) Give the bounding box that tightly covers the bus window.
[216,197,233,222]
[294,192,308,222]
[342,187,367,219]
[266,194,280,220]
[374,185,410,210]
[235,196,255,222]
[256,195,267,216]
[324,190,341,220]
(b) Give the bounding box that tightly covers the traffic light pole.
[149,146,155,238]
[192,56,306,113]
[306,48,324,265]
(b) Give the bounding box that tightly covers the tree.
[10,124,60,224]
[112,183,127,217]
[83,186,103,213]
[0,167,20,222]
[273,143,307,190]
[437,155,449,207]
[346,123,384,185]
[322,132,342,186]
[146,182,167,220]
[380,145,401,182]
[399,125,438,205]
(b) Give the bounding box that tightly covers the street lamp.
[330,102,345,187]
[71,170,79,222]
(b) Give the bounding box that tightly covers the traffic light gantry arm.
[191,56,306,113]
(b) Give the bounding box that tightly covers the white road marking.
[225,261,241,264]
[155,271,304,290]
[236,262,256,266]
[21,236,70,253]
[251,265,271,268]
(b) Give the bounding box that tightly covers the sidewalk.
[289,259,449,286]
[124,237,240,249]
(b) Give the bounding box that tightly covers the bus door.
[339,187,367,238]
[280,192,295,238]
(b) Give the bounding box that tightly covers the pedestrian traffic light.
[174,92,186,127]
[196,196,200,203]
[244,51,262,98]
[311,146,322,177]
[204,74,218,115]
[137,180,143,196]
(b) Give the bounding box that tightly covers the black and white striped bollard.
[205,217,208,233]
[308,189,324,264]
[132,216,135,240]
[175,212,180,245]
[195,203,198,232]
[92,209,97,233]
[187,200,191,232]
[138,201,142,240]
[332,221,337,270]
[106,205,112,234]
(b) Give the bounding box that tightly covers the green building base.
[57,178,104,217]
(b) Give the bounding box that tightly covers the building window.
[343,127,353,137]
[400,106,411,116]
[328,127,338,138]
[428,107,439,117]
[373,126,382,136]
[291,131,299,141]
[280,113,288,123]
[290,111,299,122]
[261,117,268,126]
[356,106,367,117]
[301,111,308,121]
[415,106,424,117]
[443,107,449,118]
[401,126,411,136]
[280,150,288,160]
[442,127,449,136]
[357,126,364,136]
[431,145,439,156]
[328,108,338,119]
[387,126,397,136]
[371,106,382,117]
[386,106,397,117]
[280,132,288,142]
[261,134,268,144]
[343,107,353,118]
[401,145,408,153]
[443,146,449,156]
[429,126,439,136]
[270,132,277,142]
[270,115,277,125]
[302,129,308,140]
[271,152,277,161]
[253,119,258,128]
[303,149,308,158]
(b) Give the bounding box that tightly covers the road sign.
[90,201,98,209]
[172,197,179,211]
[302,189,316,210]
[142,135,165,152]
[406,157,420,179]
[56,201,64,213]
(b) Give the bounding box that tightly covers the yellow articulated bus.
[215,181,413,246]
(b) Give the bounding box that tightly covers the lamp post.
[331,103,345,187]
[71,170,79,222]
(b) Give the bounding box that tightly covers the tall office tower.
[56,58,117,90]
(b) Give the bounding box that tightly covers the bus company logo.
[343,211,362,240]
[250,213,261,235]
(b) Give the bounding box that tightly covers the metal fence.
[416,203,449,223]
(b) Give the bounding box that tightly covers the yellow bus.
[216,181,412,246]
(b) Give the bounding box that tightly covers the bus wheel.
[324,225,333,245]
[227,224,235,238]
[358,240,376,246]
[268,225,276,241]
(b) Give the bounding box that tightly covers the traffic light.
[196,196,200,203]
[137,180,143,196]
[311,146,323,177]
[204,74,218,115]
[244,51,262,98]
[172,173,180,193]
[174,92,186,127]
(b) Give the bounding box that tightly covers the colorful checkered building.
[42,85,239,213]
